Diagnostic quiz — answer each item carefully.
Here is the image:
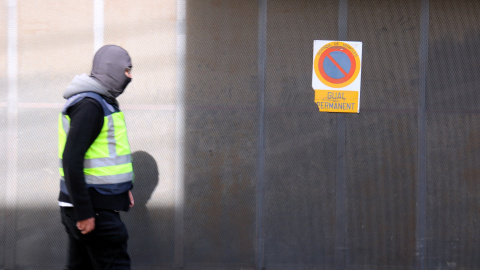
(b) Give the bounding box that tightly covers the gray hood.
[90,45,132,98]
[64,73,116,102]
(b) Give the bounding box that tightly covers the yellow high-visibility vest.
[58,92,133,195]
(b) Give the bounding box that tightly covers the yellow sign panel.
[314,90,358,113]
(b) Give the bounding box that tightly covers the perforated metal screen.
[1,0,480,269]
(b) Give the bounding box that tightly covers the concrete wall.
[2,0,480,269]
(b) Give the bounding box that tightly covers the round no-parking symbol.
[313,41,361,89]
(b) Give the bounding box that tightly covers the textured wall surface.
[1,0,480,269]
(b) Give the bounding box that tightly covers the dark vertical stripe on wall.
[416,0,429,269]
[335,0,348,269]
[255,0,267,269]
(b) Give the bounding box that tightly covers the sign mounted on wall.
[312,40,363,113]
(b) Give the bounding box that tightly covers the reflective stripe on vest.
[58,92,133,195]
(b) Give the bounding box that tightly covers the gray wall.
[1,0,480,269]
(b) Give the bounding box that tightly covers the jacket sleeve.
[62,98,104,220]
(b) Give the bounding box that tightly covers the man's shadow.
[123,150,160,263]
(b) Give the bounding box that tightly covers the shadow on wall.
[131,151,159,208]
[122,150,163,265]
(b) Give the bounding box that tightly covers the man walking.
[58,45,135,269]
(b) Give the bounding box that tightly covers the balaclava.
[90,45,132,98]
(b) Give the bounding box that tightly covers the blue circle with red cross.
[323,51,351,79]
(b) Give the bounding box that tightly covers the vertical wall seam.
[256,0,267,269]
[335,0,348,269]
[174,0,186,268]
[416,0,429,269]
[4,0,18,268]
[93,0,104,52]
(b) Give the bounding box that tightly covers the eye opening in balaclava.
[90,45,132,98]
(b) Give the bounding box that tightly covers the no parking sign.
[312,40,362,113]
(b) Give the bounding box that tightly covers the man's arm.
[62,98,104,233]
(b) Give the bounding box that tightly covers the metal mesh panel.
[345,0,420,268]
[263,1,338,268]
[426,0,480,268]
[183,1,258,266]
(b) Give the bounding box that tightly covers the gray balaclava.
[90,45,132,98]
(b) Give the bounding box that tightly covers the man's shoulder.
[67,97,103,117]
[72,97,102,109]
